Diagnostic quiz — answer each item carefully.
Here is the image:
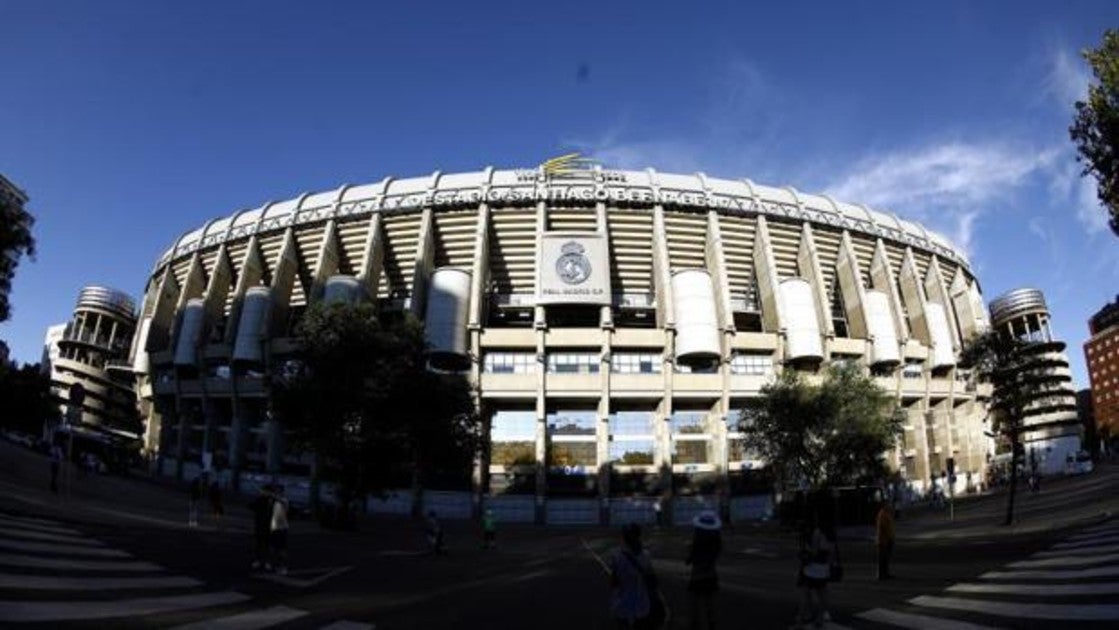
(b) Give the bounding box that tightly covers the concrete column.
[265,414,283,474]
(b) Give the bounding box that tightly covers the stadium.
[131,159,994,524]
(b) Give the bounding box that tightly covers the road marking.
[254,566,353,588]
[318,621,376,630]
[911,595,1119,621]
[857,608,1000,629]
[1007,552,1119,569]
[0,512,69,527]
[1034,543,1119,557]
[0,591,250,622]
[170,605,308,629]
[0,525,102,546]
[0,551,162,572]
[948,582,1119,596]
[0,572,200,590]
[0,538,131,557]
[1067,527,1119,542]
[0,515,80,536]
[1052,535,1119,550]
[981,565,1119,580]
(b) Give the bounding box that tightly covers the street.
[1,440,1118,629]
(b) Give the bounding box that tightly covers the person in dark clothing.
[426,511,447,556]
[188,474,204,527]
[209,477,224,526]
[250,485,274,571]
[685,510,723,630]
[49,444,63,494]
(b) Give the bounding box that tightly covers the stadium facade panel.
[132,165,996,517]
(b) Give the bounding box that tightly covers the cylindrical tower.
[46,286,139,434]
[988,288,1081,475]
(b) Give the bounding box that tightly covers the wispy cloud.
[1044,46,1091,106]
[825,142,1058,256]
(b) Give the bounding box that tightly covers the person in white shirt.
[269,484,290,575]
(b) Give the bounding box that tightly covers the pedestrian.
[607,523,666,630]
[685,510,722,630]
[250,484,274,571]
[426,511,447,556]
[49,443,63,494]
[482,508,497,550]
[209,475,224,527]
[270,484,290,575]
[876,501,895,580]
[795,514,835,628]
[188,474,204,527]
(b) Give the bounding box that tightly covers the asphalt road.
[1,440,1117,629]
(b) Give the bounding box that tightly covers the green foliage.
[0,354,55,435]
[1070,29,1119,236]
[738,364,902,491]
[270,301,480,500]
[0,194,36,322]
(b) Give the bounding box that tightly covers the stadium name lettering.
[376,186,749,210]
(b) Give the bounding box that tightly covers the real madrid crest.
[556,241,591,285]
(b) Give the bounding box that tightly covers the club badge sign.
[537,233,611,305]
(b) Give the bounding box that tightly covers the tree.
[738,364,903,495]
[1070,29,1119,236]
[960,330,1063,526]
[270,301,480,525]
[0,357,55,436]
[0,192,37,322]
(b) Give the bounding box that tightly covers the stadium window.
[729,353,773,376]
[546,352,600,374]
[483,352,536,374]
[611,352,662,374]
[903,360,924,379]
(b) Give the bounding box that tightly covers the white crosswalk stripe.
[849,520,1119,628]
[170,605,308,629]
[0,511,368,628]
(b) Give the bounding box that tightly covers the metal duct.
[425,268,472,371]
[779,278,823,361]
[323,275,362,305]
[233,287,271,363]
[671,269,721,367]
[173,299,206,366]
[865,290,900,366]
[926,302,956,369]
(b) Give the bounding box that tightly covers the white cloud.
[825,142,1058,257]
[1048,160,1109,234]
[1045,47,1091,106]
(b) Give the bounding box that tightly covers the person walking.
[49,443,63,494]
[876,501,896,580]
[795,514,835,629]
[269,484,290,575]
[685,510,722,630]
[607,523,666,630]
[188,474,204,527]
[481,508,497,550]
[209,475,224,527]
[250,484,274,571]
[426,511,447,556]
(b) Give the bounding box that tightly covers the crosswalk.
[0,510,374,628]
[853,519,1119,628]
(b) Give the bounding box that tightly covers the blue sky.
[1,1,1116,387]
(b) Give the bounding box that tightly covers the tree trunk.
[1004,444,1019,526]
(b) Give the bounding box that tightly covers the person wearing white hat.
[685,510,723,629]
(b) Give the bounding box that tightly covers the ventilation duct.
[173,299,206,366]
[926,302,956,369]
[233,287,271,363]
[424,268,472,371]
[780,278,823,361]
[864,290,900,366]
[672,269,721,367]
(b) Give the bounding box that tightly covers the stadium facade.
[131,163,996,522]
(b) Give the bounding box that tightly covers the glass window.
[672,439,709,464]
[483,352,536,374]
[547,352,600,374]
[547,441,597,467]
[490,410,536,467]
[547,410,597,436]
[670,411,708,434]
[903,361,923,379]
[730,353,773,376]
[608,440,655,465]
[611,353,662,374]
[609,411,654,436]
